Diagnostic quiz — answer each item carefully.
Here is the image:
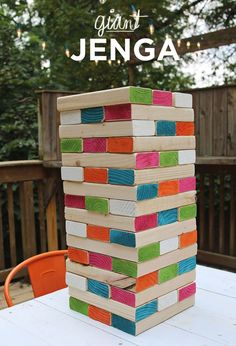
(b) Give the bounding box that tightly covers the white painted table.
[0,265,235,346]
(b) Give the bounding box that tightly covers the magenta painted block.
[89,252,112,270]
[179,282,196,302]
[111,286,135,307]
[179,177,196,193]
[136,152,159,169]
[135,213,157,231]
[104,104,131,121]
[153,90,173,106]
[64,195,85,209]
[83,138,107,153]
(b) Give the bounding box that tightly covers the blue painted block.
[137,184,158,201]
[136,299,158,322]
[156,121,176,136]
[108,169,134,186]
[178,256,196,275]
[112,314,136,335]
[88,279,109,298]
[158,208,178,226]
[81,107,104,123]
[110,229,136,248]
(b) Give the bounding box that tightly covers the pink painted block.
[111,286,135,307]
[135,213,157,231]
[83,138,107,153]
[179,177,196,193]
[89,252,112,270]
[136,152,159,169]
[64,195,85,209]
[104,104,131,121]
[179,282,196,302]
[153,90,173,106]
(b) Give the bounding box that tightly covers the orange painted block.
[68,247,89,264]
[84,167,108,184]
[135,271,158,292]
[88,305,111,325]
[158,180,179,197]
[180,230,197,248]
[176,122,195,136]
[87,225,110,242]
[107,137,133,153]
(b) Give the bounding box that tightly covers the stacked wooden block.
[57,87,197,336]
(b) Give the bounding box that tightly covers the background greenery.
[0,0,235,161]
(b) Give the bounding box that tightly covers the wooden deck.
[0,282,33,310]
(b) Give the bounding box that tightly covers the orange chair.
[4,250,68,307]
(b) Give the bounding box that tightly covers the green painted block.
[60,138,82,153]
[129,87,152,104]
[69,296,88,315]
[160,151,178,167]
[138,243,160,262]
[85,196,109,214]
[159,263,178,283]
[179,204,197,221]
[112,258,137,278]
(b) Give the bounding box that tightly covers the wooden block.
[88,305,111,325]
[111,286,135,307]
[59,121,155,138]
[159,263,178,284]
[179,177,196,193]
[110,200,136,217]
[160,151,178,167]
[180,230,197,248]
[66,272,87,291]
[89,252,112,270]
[85,196,109,215]
[172,92,192,108]
[176,122,194,136]
[135,214,157,231]
[64,194,85,209]
[110,229,136,247]
[137,184,158,200]
[152,90,172,106]
[108,169,134,185]
[57,87,152,112]
[69,296,88,315]
[158,290,178,311]
[178,256,196,275]
[136,152,159,169]
[60,110,81,125]
[112,314,136,335]
[105,104,131,121]
[179,204,197,221]
[136,300,157,321]
[136,272,158,292]
[68,247,89,264]
[158,208,178,226]
[131,104,194,121]
[178,150,196,165]
[87,224,110,242]
[81,107,104,123]
[60,138,82,153]
[156,121,176,136]
[160,237,179,255]
[61,167,83,182]
[138,243,160,262]
[107,137,133,153]
[158,180,179,197]
[83,138,106,153]
[112,258,137,278]
[178,282,196,301]
[84,168,108,184]
[66,220,87,237]
[88,279,110,298]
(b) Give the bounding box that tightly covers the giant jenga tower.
[57,87,197,335]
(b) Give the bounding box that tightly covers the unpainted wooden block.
[61,167,84,182]
[66,220,87,238]
[66,272,87,291]
[158,290,178,311]
[178,150,196,165]
[60,110,81,125]
[172,92,192,108]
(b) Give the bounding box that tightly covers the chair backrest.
[4,250,68,307]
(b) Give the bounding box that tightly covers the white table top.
[0,265,235,346]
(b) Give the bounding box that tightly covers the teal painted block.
[129,87,152,104]
[160,151,178,167]
[110,229,136,247]
[156,121,176,136]
[108,169,134,186]
[136,299,158,321]
[60,138,82,153]
[81,107,104,123]
[137,184,158,201]
[158,208,178,226]
[178,256,196,275]
[88,279,109,298]
[179,204,197,221]
[112,314,136,335]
